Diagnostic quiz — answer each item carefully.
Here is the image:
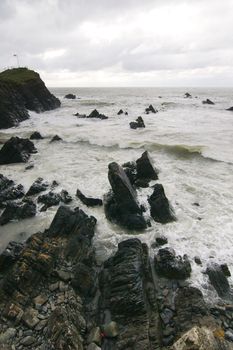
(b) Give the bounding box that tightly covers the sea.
[0,87,233,301]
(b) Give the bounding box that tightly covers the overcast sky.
[1,0,233,87]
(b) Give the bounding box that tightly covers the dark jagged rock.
[64,93,76,99]
[0,68,60,129]
[117,109,124,115]
[72,262,97,298]
[174,287,209,334]
[0,174,14,192]
[136,150,159,181]
[0,199,36,225]
[202,98,215,105]
[29,131,44,140]
[0,137,37,164]
[100,238,161,349]
[26,177,49,196]
[50,134,62,142]
[38,191,61,211]
[148,184,176,223]
[78,109,108,120]
[0,184,24,207]
[206,263,230,298]
[221,263,231,277]
[0,241,24,272]
[104,162,147,230]
[226,107,233,111]
[154,248,191,279]
[76,188,103,207]
[184,92,192,98]
[151,235,168,248]
[122,161,137,185]
[145,104,157,114]
[60,189,72,204]
[38,190,72,211]
[129,116,145,129]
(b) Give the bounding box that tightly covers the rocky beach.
[0,68,233,349]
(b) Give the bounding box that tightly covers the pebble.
[225,329,233,342]
[0,328,16,344]
[21,336,36,346]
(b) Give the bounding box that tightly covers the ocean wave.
[78,100,115,107]
[76,138,232,164]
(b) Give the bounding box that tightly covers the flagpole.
[13,54,20,67]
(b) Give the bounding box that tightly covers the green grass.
[0,67,38,84]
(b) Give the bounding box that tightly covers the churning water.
[0,87,233,300]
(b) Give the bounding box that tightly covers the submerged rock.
[145,104,157,113]
[117,109,124,115]
[148,184,176,223]
[154,248,191,279]
[76,188,103,207]
[206,263,230,298]
[129,116,145,129]
[104,162,147,230]
[0,137,37,164]
[30,131,44,140]
[64,93,76,99]
[202,98,215,105]
[184,92,192,98]
[226,107,233,111]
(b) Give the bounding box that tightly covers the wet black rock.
[0,199,36,225]
[122,161,137,185]
[64,94,76,99]
[202,99,215,105]
[104,162,147,230]
[0,137,37,164]
[148,184,176,223]
[26,177,49,196]
[38,191,61,211]
[100,238,160,349]
[60,189,72,204]
[136,150,159,181]
[221,263,231,277]
[0,184,24,207]
[50,135,62,142]
[88,109,108,120]
[151,235,168,248]
[117,109,124,115]
[30,131,44,140]
[154,248,191,279]
[0,241,25,272]
[76,189,103,207]
[145,104,157,114]
[38,190,72,211]
[226,107,233,111]
[129,116,145,129]
[206,263,230,298]
[184,92,192,98]
[194,256,202,265]
[0,174,14,192]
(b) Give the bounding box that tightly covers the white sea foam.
[0,87,233,301]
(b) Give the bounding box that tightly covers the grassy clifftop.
[0,67,39,85]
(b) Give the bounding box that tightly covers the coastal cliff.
[0,68,60,129]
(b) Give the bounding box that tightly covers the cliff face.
[0,68,61,129]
